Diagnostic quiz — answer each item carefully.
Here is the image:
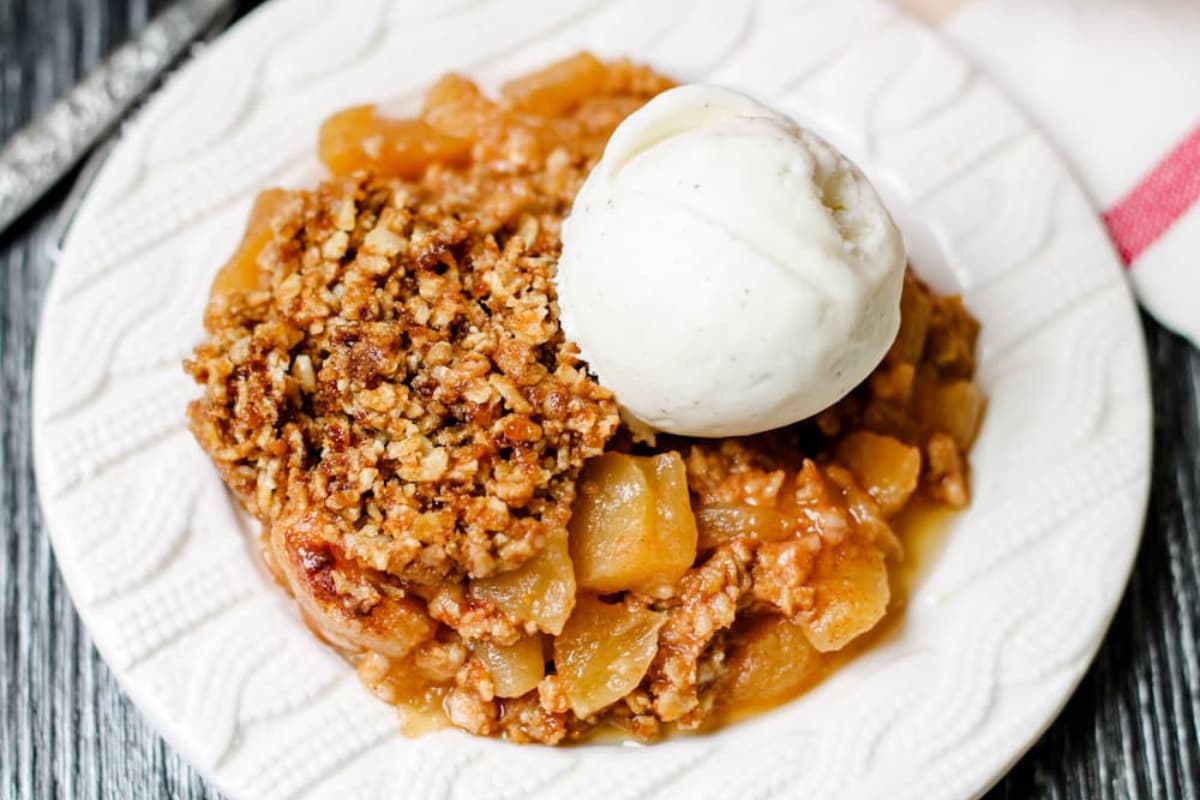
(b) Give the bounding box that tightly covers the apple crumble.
[185,54,982,743]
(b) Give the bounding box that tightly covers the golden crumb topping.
[185,164,625,582]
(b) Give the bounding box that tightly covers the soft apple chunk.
[469,528,575,635]
[475,635,545,698]
[554,595,665,718]
[422,74,497,144]
[918,378,985,450]
[270,509,437,660]
[209,188,291,299]
[569,453,654,591]
[835,431,922,517]
[569,452,698,598]
[319,104,471,179]
[892,272,933,363]
[501,51,608,116]
[796,540,890,652]
[721,615,824,711]
[696,504,791,549]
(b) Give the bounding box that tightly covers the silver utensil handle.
[0,0,232,235]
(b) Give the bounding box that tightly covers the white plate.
[32,1,1152,798]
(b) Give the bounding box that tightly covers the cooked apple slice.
[318,104,471,178]
[501,52,608,116]
[892,272,933,363]
[721,614,824,711]
[835,431,922,517]
[554,595,665,718]
[796,540,890,652]
[569,452,698,598]
[269,507,436,660]
[209,188,292,299]
[569,452,654,589]
[469,527,575,635]
[695,504,791,549]
[422,74,494,142]
[475,635,545,698]
[917,379,985,450]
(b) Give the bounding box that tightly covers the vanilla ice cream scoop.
[555,85,906,437]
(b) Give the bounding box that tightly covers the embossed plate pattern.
[32,1,1151,798]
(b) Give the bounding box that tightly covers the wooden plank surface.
[0,1,1197,798]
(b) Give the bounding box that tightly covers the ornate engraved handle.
[0,0,233,234]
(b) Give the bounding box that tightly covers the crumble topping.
[186,169,621,584]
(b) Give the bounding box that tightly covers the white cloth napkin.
[893,0,1200,346]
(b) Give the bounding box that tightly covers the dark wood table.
[2,1,1197,797]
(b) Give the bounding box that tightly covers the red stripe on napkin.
[1103,124,1200,266]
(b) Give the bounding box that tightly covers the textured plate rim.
[31,1,1152,798]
